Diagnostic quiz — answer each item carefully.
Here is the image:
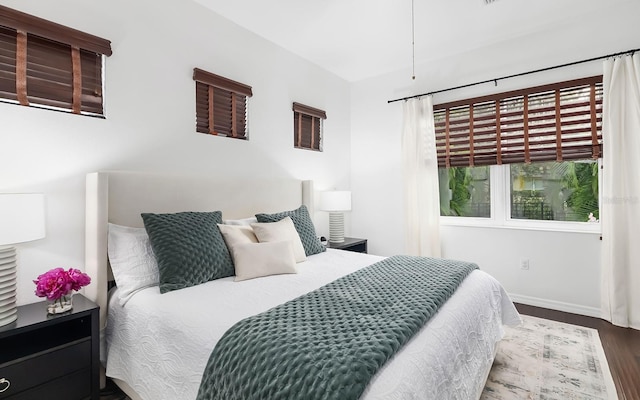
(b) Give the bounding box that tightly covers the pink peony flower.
[68,268,92,291]
[33,268,91,301]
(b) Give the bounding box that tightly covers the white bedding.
[105,249,521,400]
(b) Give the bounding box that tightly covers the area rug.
[481,315,618,400]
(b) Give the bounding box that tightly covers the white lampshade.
[0,193,45,327]
[319,191,352,212]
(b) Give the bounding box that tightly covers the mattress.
[105,249,521,400]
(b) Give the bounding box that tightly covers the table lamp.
[319,191,351,243]
[0,193,46,327]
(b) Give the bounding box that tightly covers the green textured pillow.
[141,211,234,293]
[255,205,325,256]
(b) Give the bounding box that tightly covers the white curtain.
[401,97,441,257]
[601,53,640,329]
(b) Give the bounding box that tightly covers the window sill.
[440,216,601,235]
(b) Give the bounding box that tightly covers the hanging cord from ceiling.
[388,47,640,103]
[411,0,416,80]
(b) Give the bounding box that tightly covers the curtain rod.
[387,47,640,104]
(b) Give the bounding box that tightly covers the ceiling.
[192,0,636,82]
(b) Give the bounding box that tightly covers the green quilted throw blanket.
[196,255,478,400]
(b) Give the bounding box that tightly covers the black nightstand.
[326,237,368,253]
[0,294,99,400]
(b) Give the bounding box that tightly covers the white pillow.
[107,223,159,306]
[251,217,306,262]
[232,241,297,282]
[217,224,258,263]
[221,217,258,226]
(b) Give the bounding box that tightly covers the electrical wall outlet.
[520,259,530,270]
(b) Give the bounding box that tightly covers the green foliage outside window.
[564,162,599,221]
[439,166,490,218]
[510,161,599,222]
[438,161,599,222]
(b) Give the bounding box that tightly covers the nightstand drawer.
[0,338,91,399]
[5,369,91,400]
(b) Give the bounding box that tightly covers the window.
[434,76,602,226]
[193,68,252,139]
[510,160,599,222]
[439,166,491,217]
[293,102,326,151]
[0,5,112,116]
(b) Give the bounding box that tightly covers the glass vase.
[47,294,73,314]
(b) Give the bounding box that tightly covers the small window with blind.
[434,76,602,224]
[0,5,112,117]
[193,68,252,139]
[293,102,326,151]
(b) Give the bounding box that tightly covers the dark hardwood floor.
[516,303,640,400]
[99,379,130,400]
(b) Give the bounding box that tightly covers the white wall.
[0,0,352,305]
[350,1,640,316]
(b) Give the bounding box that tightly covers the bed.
[84,171,521,400]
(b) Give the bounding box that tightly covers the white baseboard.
[508,293,601,319]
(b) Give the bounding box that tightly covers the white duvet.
[105,249,521,400]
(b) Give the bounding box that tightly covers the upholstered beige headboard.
[84,171,313,336]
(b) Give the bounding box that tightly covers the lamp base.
[0,246,18,327]
[328,212,345,243]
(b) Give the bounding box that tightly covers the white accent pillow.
[251,217,307,262]
[217,224,258,263]
[221,217,258,226]
[232,241,297,282]
[107,223,159,306]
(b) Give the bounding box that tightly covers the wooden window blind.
[433,76,603,168]
[293,102,326,151]
[193,68,252,139]
[0,5,112,116]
